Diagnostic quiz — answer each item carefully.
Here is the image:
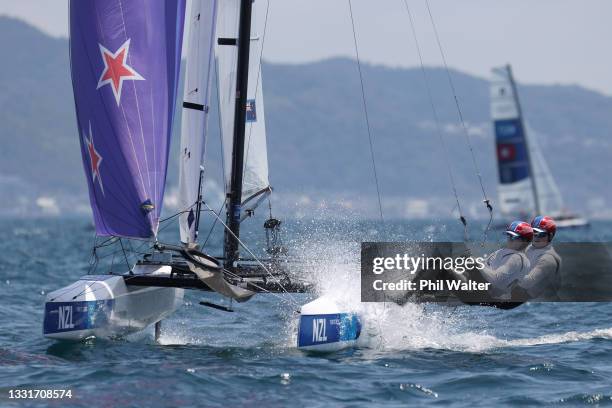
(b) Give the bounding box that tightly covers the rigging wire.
[71,228,303,305]
[159,205,196,225]
[221,266,300,308]
[65,260,301,308]
[203,202,299,305]
[54,238,139,301]
[347,0,384,222]
[110,245,116,274]
[70,220,302,305]
[401,0,468,241]
[424,0,494,242]
[202,197,227,247]
[118,238,132,271]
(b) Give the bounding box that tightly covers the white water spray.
[290,217,612,353]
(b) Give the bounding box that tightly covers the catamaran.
[490,65,589,229]
[43,0,358,351]
[50,0,543,351]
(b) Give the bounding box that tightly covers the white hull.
[554,216,590,229]
[297,297,361,352]
[44,268,183,341]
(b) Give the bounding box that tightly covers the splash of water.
[290,216,612,353]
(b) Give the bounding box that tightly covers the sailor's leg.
[445,268,470,283]
[463,268,489,284]
[155,320,162,343]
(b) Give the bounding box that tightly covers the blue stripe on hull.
[298,313,361,348]
[43,300,114,335]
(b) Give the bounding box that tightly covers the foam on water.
[4,218,612,406]
[500,327,612,348]
[313,260,612,353]
[294,227,612,354]
[156,331,203,347]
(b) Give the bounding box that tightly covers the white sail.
[216,0,240,196]
[528,127,564,216]
[491,65,568,219]
[217,0,271,214]
[179,0,218,244]
[490,66,536,217]
[491,65,588,227]
[243,12,271,202]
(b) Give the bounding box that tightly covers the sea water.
[0,217,611,407]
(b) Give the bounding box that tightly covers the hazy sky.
[2,0,611,95]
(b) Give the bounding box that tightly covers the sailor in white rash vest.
[511,216,562,301]
[447,221,532,301]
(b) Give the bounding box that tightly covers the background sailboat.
[490,65,589,228]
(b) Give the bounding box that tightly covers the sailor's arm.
[444,250,497,282]
[445,252,521,289]
[477,253,525,290]
[512,253,559,299]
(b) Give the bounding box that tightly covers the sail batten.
[70,0,186,238]
[178,0,219,244]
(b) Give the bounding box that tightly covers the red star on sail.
[85,122,104,195]
[97,39,144,105]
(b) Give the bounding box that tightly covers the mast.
[193,168,204,241]
[506,64,541,215]
[224,0,253,269]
